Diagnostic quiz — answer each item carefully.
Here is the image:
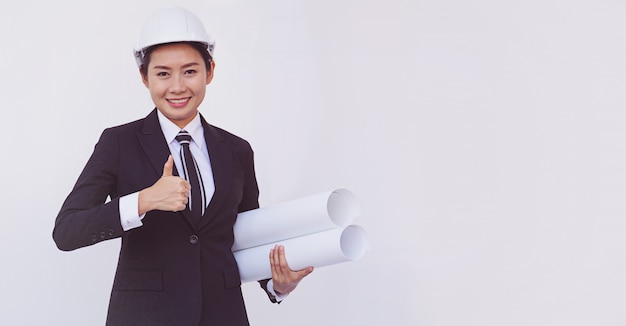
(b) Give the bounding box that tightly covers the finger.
[162,155,174,177]
[270,246,283,278]
[296,266,314,279]
[270,246,279,269]
[277,245,292,275]
[269,248,278,280]
[176,180,191,195]
[277,245,289,268]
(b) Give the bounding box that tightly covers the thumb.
[162,155,174,177]
[297,266,314,278]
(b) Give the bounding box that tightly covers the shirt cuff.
[266,279,289,302]
[119,192,145,231]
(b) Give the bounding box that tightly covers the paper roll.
[234,225,369,283]
[232,188,361,251]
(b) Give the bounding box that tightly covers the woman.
[53,6,312,326]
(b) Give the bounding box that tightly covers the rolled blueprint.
[232,188,361,251]
[234,225,369,283]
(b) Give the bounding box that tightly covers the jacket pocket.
[223,265,242,289]
[112,270,163,291]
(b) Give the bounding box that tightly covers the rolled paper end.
[235,224,370,283]
[340,225,369,260]
[327,188,361,227]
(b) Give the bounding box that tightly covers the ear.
[206,60,216,85]
[140,68,149,88]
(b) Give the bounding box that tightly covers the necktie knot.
[176,130,192,145]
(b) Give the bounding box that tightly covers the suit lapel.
[137,109,173,177]
[198,114,232,229]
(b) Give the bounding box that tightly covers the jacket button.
[189,235,199,244]
[100,231,106,239]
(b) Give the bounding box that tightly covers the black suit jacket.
[53,109,272,326]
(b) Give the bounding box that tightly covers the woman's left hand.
[270,245,314,296]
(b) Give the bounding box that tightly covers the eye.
[156,71,169,77]
[184,69,197,75]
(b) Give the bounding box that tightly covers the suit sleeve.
[236,140,281,303]
[53,128,125,251]
[237,140,260,214]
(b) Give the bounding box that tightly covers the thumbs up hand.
[138,155,191,215]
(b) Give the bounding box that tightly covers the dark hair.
[139,41,213,77]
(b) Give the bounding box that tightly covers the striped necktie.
[175,130,206,218]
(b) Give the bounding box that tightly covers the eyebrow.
[152,62,201,70]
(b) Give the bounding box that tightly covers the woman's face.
[141,43,215,128]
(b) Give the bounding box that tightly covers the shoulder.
[99,111,158,139]
[102,116,148,135]
[203,121,254,151]
[213,125,250,143]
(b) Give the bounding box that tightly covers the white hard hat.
[133,6,215,68]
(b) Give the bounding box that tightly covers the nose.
[169,73,186,93]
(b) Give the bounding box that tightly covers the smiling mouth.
[168,98,190,105]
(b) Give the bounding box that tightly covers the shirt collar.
[156,109,205,150]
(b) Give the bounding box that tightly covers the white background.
[1,0,626,325]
